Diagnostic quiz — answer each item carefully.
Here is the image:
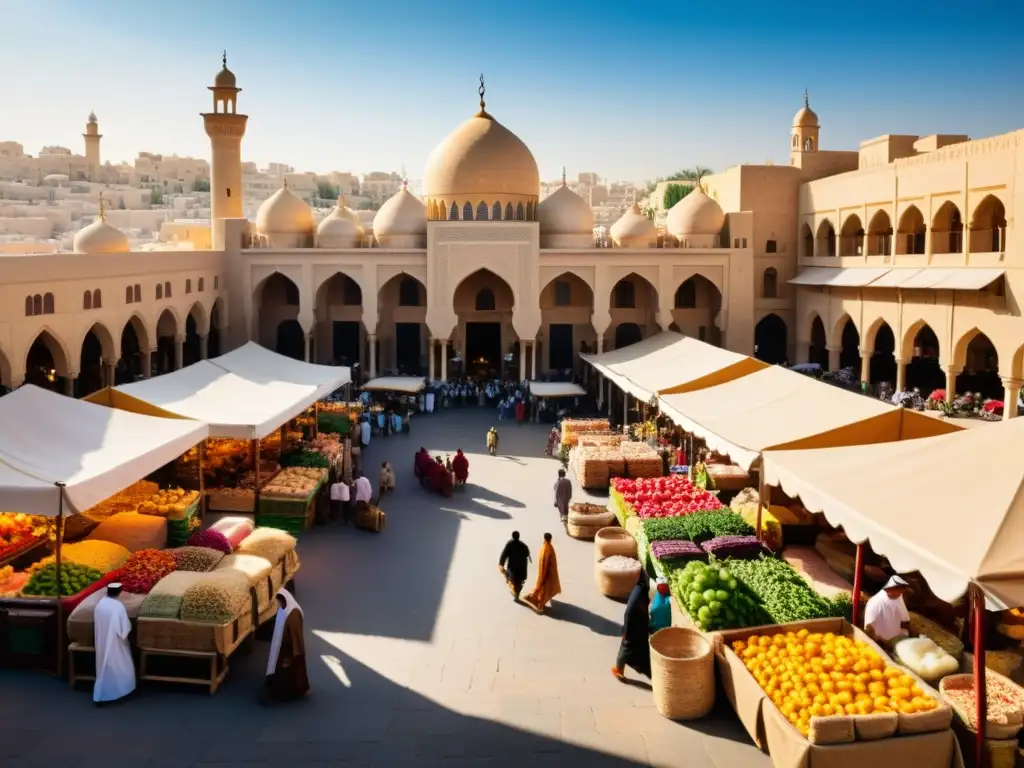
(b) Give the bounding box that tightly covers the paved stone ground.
[0,410,770,767]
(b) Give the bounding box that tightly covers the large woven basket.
[594,527,637,561]
[567,504,616,540]
[940,673,1021,738]
[136,611,252,656]
[649,627,715,720]
[595,557,641,599]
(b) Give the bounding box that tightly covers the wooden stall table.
[136,613,252,695]
[67,642,95,690]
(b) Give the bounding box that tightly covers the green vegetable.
[668,560,765,632]
[22,562,103,597]
[726,555,843,625]
[279,448,330,469]
[317,413,350,436]
[643,512,754,543]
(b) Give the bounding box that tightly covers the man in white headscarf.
[93,582,135,704]
[264,589,309,702]
[864,575,911,646]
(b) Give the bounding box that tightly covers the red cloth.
[60,567,124,614]
[515,401,526,422]
[452,452,469,482]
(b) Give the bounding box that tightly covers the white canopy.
[210,342,350,394]
[582,332,768,402]
[0,385,208,517]
[658,365,960,470]
[115,361,324,439]
[361,376,426,394]
[529,381,586,398]
[763,418,1024,609]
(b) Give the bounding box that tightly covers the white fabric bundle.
[894,636,959,681]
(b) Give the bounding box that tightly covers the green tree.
[663,183,694,210]
[317,181,339,201]
[192,178,210,192]
[149,186,164,205]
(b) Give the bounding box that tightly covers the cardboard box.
[712,617,964,768]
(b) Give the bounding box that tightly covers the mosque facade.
[0,58,1022,414]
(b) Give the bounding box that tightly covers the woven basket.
[940,673,1019,738]
[136,611,252,655]
[567,504,615,528]
[594,527,637,560]
[649,627,715,720]
[567,522,605,541]
[595,557,641,599]
[808,715,855,745]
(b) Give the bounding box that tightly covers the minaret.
[790,89,820,161]
[201,51,247,221]
[83,111,101,181]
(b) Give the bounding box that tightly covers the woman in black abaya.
[612,569,651,680]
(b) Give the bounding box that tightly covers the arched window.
[186,279,192,294]
[505,203,513,221]
[516,203,524,221]
[449,202,459,220]
[43,293,54,314]
[492,201,501,221]
[32,294,42,315]
[83,290,92,310]
[674,280,696,309]
[792,135,798,148]
[475,288,496,311]
[284,281,300,306]
[198,277,205,292]
[213,276,219,290]
[164,281,172,298]
[804,137,814,151]
[156,284,163,300]
[463,202,474,221]
[25,295,33,316]
[476,201,489,221]
[126,286,133,304]
[614,280,636,309]
[763,268,778,299]
[93,289,101,308]
[133,284,141,303]
[398,277,420,307]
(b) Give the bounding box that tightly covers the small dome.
[74,217,129,254]
[374,186,427,239]
[424,110,539,201]
[214,53,237,89]
[317,196,363,248]
[256,185,314,235]
[609,203,655,247]
[538,183,594,235]
[666,188,725,236]
[793,92,818,127]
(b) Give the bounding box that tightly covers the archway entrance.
[838,319,860,376]
[754,314,788,364]
[378,273,426,375]
[906,324,942,394]
[671,275,722,346]
[956,331,1001,399]
[209,299,224,358]
[118,316,148,384]
[870,323,896,388]
[257,272,301,352]
[607,273,658,349]
[78,324,113,396]
[155,309,178,375]
[26,331,66,393]
[184,303,205,366]
[614,323,643,349]
[540,272,594,374]
[277,320,306,361]
[315,272,362,367]
[809,316,828,369]
[453,269,515,378]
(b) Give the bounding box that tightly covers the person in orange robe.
[523,533,561,614]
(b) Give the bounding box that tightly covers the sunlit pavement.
[0,410,769,767]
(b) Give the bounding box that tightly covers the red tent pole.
[851,543,864,628]
[972,584,987,768]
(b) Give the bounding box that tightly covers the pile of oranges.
[732,628,939,736]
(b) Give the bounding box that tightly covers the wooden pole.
[851,543,865,627]
[313,402,320,438]
[197,441,206,518]
[54,482,65,677]
[972,584,988,768]
[253,438,261,513]
[755,456,766,542]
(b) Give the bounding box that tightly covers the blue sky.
[4,0,1023,183]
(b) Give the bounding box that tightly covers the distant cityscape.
[0,114,648,253]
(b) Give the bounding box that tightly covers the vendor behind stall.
[864,575,911,645]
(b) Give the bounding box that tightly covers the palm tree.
[676,166,713,187]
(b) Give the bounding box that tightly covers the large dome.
[317,196,363,248]
[256,185,314,236]
[609,203,655,248]
[538,183,594,236]
[423,107,539,202]
[73,205,129,254]
[666,188,725,237]
[373,185,426,247]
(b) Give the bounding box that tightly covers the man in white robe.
[93,583,135,704]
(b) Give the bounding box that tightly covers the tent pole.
[972,584,987,768]
[253,438,261,513]
[755,456,765,542]
[313,402,320,438]
[54,482,66,678]
[197,441,206,518]
[851,543,864,627]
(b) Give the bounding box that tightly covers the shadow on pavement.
[544,600,624,638]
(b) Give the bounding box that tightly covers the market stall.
[360,376,426,394]
[762,418,1024,766]
[0,385,209,674]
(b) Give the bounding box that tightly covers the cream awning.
[657,365,961,470]
[0,385,208,517]
[582,332,768,402]
[210,342,350,393]
[867,268,922,287]
[529,381,586,398]
[879,268,1004,290]
[788,267,891,287]
[361,376,426,394]
[763,417,1024,609]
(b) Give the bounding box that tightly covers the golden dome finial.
[804,88,809,108]
[222,50,228,69]
[98,195,106,222]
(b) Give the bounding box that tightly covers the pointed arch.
[762,267,778,299]
[754,313,788,364]
[839,213,864,256]
[830,312,857,348]
[156,307,180,339]
[808,313,828,369]
[449,201,459,221]
[815,219,836,257]
[505,202,514,221]
[896,205,926,255]
[492,201,501,221]
[516,203,524,221]
[800,223,814,258]
[83,290,92,310]
[476,201,489,221]
[867,210,893,256]
[970,194,1006,253]
[187,300,209,336]
[78,321,116,362]
[26,327,71,378]
[462,202,474,221]
[931,200,963,254]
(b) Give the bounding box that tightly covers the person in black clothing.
[612,569,652,680]
[498,531,531,600]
